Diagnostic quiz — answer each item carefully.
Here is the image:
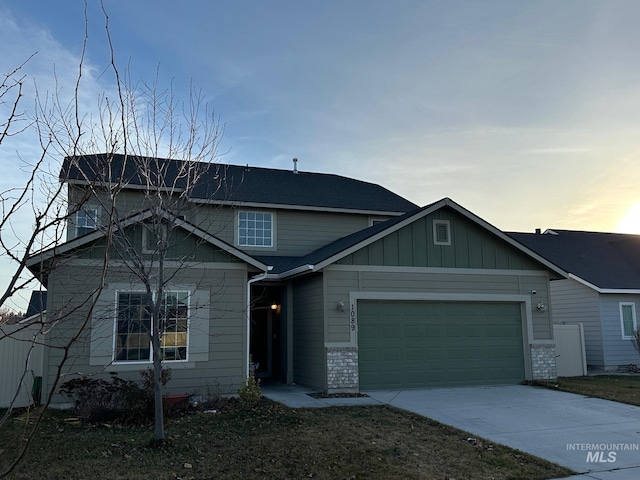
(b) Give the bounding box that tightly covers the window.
[620,302,637,339]
[76,208,98,237]
[238,211,273,247]
[433,220,451,245]
[115,291,189,362]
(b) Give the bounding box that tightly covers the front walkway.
[260,383,379,408]
[262,383,640,480]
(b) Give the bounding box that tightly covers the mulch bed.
[308,392,369,399]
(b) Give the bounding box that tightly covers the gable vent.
[433,220,451,246]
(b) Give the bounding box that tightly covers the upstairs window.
[115,291,189,363]
[620,303,637,339]
[76,207,98,237]
[238,211,273,247]
[433,220,451,246]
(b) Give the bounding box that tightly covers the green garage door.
[358,300,525,390]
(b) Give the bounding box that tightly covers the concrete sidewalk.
[262,383,640,479]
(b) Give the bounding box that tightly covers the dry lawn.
[1,400,573,479]
[541,374,640,406]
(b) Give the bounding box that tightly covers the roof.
[259,198,567,279]
[61,154,418,215]
[24,291,47,318]
[509,229,640,291]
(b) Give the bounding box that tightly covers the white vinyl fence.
[0,323,44,408]
[553,324,587,377]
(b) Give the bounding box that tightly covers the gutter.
[278,264,314,279]
[245,267,272,380]
[568,273,640,294]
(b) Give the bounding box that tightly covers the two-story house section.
[26,153,566,402]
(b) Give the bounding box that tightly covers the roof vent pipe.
[535,228,541,234]
[293,157,298,174]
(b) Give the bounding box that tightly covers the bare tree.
[0,2,224,474]
[82,73,223,441]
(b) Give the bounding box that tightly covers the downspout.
[246,267,272,380]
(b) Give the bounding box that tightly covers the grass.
[0,399,573,480]
[538,374,640,406]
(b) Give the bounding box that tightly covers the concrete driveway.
[262,383,640,479]
[365,385,640,480]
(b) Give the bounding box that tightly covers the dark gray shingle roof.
[24,291,47,318]
[509,230,640,290]
[62,154,418,214]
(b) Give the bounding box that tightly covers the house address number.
[350,303,356,331]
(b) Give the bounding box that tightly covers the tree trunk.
[151,306,165,443]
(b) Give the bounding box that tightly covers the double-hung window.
[620,302,637,339]
[238,211,273,247]
[75,207,98,237]
[115,291,189,362]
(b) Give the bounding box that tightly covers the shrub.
[238,372,261,409]
[59,368,172,424]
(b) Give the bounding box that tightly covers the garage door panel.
[358,300,525,390]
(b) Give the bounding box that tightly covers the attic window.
[433,220,451,246]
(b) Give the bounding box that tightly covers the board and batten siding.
[549,279,604,367]
[292,273,326,389]
[336,208,544,272]
[599,294,640,369]
[43,260,249,405]
[324,267,553,343]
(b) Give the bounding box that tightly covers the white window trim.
[619,302,637,339]
[112,289,191,364]
[74,206,100,237]
[433,219,451,246]
[236,210,276,250]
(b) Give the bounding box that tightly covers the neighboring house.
[25,154,566,403]
[510,229,640,372]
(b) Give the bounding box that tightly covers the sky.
[1,0,640,309]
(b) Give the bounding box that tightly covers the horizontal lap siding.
[324,269,552,341]
[45,262,248,403]
[326,271,360,343]
[275,211,370,256]
[600,294,640,368]
[550,280,604,367]
[293,274,326,389]
[195,208,372,257]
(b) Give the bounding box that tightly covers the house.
[25,154,567,403]
[510,229,640,372]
